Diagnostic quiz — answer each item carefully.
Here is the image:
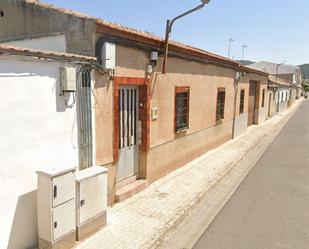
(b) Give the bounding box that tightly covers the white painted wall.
[254,107,267,124]
[3,34,66,52]
[234,113,248,138]
[0,56,78,249]
[276,88,289,103]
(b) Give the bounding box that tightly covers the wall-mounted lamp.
[150,51,158,67]
[235,71,241,81]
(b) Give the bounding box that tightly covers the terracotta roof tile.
[25,0,239,66]
[269,75,293,86]
[23,1,268,75]
[0,44,97,61]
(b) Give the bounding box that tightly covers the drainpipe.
[232,71,241,139]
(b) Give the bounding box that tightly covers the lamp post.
[162,0,211,74]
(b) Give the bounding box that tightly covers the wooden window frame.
[239,89,245,114]
[216,88,226,122]
[175,86,190,132]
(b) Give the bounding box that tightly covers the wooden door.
[248,81,257,126]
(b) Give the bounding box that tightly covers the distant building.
[247,61,302,86]
[237,60,255,66]
[248,61,303,99]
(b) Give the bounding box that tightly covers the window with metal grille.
[175,87,190,132]
[262,89,265,107]
[216,89,226,121]
[239,89,245,114]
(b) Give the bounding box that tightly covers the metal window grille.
[175,91,189,131]
[118,87,138,150]
[216,90,226,121]
[240,89,245,114]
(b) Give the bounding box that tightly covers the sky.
[45,0,309,65]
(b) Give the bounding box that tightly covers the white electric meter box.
[36,166,76,249]
[101,42,116,69]
[60,67,76,92]
[75,166,108,240]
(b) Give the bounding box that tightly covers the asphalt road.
[194,100,309,249]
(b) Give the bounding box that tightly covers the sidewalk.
[76,100,303,249]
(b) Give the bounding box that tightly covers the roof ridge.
[24,0,237,64]
[21,1,269,75]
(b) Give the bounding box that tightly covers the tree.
[303,80,309,93]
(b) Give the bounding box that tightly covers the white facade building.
[0,45,96,249]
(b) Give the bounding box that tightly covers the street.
[194,100,309,249]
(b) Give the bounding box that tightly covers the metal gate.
[117,86,139,182]
[77,68,93,170]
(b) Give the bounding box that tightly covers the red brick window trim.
[175,86,190,132]
[216,88,226,121]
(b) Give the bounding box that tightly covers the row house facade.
[1,1,302,248]
[0,0,269,206]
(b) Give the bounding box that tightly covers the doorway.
[117,86,139,182]
[248,81,257,126]
[268,92,272,117]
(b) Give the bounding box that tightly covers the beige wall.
[149,62,235,148]
[94,43,269,200]
[146,120,233,183]
[239,73,268,110]
[113,45,236,148]
[94,73,114,166]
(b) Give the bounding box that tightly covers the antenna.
[228,38,234,58]
[242,44,248,60]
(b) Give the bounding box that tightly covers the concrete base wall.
[278,101,288,113]
[234,113,248,138]
[254,107,267,124]
[145,120,233,183]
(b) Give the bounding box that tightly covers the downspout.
[232,70,241,139]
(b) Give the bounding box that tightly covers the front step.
[115,180,147,203]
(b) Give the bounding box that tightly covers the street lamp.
[162,0,211,74]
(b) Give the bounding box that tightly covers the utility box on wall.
[60,67,76,92]
[76,166,108,240]
[37,166,76,249]
[100,42,116,70]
